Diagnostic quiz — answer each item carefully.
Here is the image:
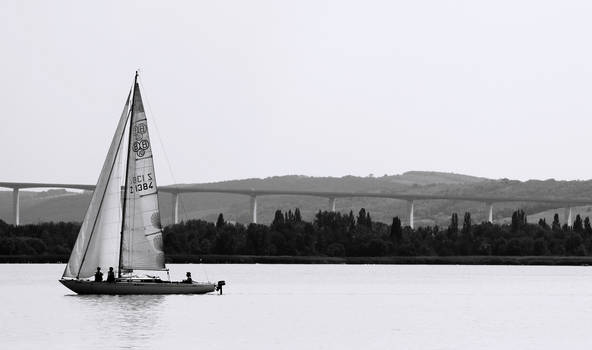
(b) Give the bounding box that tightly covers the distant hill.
[1,171,590,227]
[380,171,488,185]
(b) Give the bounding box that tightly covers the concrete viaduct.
[2,181,591,228]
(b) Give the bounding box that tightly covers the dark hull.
[60,279,216,295]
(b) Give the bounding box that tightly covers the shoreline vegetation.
[3,254,592,266]
[3,208,592,266]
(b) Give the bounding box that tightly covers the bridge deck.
[1,181,591,205]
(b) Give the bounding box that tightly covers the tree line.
[1,208,592,257]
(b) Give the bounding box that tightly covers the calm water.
[1,264,592,349]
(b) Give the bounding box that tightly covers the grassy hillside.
[1,171,590,226]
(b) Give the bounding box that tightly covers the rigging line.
[201,260,210,282]
[139,75,214,281]
[137,77,190,223]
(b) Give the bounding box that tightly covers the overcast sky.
[2,0,592,185]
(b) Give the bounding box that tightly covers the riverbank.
[2,254,592,265]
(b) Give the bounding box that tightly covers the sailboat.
[60,72,223,295]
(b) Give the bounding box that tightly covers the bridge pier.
[171,193,179,224]
[407,200,414,229]
[564,206,573,227]
[12,188,20,226]
[329,197,336,212]
[486,202,494,223]
[250,195,258,224]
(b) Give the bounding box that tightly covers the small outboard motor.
[216,280,226,295]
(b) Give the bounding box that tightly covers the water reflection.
[69,294,166,346]
[7,264,592,349]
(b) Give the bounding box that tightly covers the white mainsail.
[120,81,166,271]
[62,91,131,279]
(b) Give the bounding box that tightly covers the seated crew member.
[182,272,193,284]
[106,267,116,283]
[94,267,103,282]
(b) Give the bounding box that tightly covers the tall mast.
[118,71,138,278]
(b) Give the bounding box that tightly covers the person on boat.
[182,272,192,284]
[106,267,116,283]
[94,267,103,282]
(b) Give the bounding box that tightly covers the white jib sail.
[62,91,131,279]
[120,82,166,271]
